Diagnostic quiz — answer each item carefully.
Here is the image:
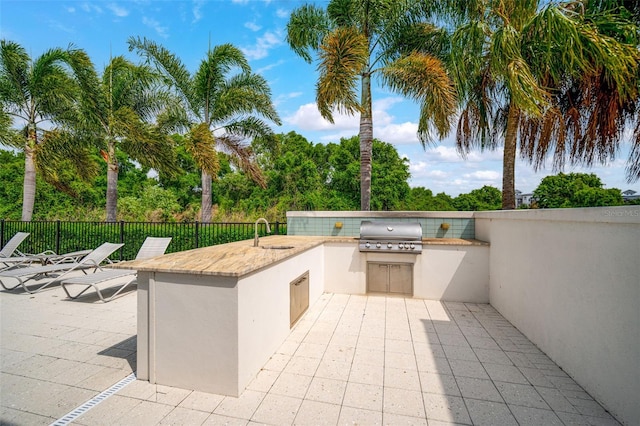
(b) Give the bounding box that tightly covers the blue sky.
[2,0,638,196]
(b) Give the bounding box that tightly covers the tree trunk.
[21,139,36,221]
[359,72,373,211]
[105,141,118,222]
[201,170,212,222]
[502,104,520,210]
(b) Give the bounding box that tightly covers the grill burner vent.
[359,221,422,253]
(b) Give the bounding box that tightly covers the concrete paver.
[0,286,621,425]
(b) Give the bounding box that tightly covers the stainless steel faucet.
[254,218,271,247]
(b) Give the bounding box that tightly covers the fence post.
[55,220,61,255]
[1,219,4,247]
[274,221,280,235]
[195,221,199,249]
[119,221,125,261]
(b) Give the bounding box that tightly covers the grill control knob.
[376,242,381,248]
[398,243,404,249]
[387,242,393,249]
[365,242,370,248]
[410,243,415,249]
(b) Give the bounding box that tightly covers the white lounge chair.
[0,232,30,259]
[62,237,172,302]
[0,242,123,294]
[0,249,92,271]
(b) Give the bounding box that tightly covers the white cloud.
[276,8,289,18]
[463,170,501,181]
[422,145,503,164]
[142,17,168,38]
[285,103,359,131]
[286,96,410,136]
[241,30,283,60]
[273,90,302,107]
[232,0,249,4]
[245,21,261,32]
[67,7,76,13]
[192,0,205,23]
[48,20,75,34]
[256,59,285,75]
[80,3,102,14]
[376,122,419,145]
[107,3,129,17]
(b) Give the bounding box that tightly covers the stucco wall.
[238,245,325,391]
[475,207,640,425]
[323,242,489,302]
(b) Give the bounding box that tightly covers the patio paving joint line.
[49,372,136,426]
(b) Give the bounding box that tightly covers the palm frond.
[35,129,99,187]
[216,134,266,188]
[210,72,281,125]
[626,122,640,182]
[0,40,30,107]
[491,25,549,116]
[381,52,456,146]
[222,116,276,140]
[450,21,488,103]
[316,27,368,122]
[185,122,220,177]
[127,36,196,113]
[287,4,332,63]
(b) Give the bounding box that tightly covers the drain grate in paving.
[49,373,136,426]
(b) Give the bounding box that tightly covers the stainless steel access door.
[367,262,413,295]
[290,271,309,327]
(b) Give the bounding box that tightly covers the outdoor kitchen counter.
[114,235,328,277]
[115,235,487,278]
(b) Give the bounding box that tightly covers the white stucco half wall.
[475,207,640,426]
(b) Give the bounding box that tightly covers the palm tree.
[286,0,456,210]
[79,56,178,222]
[444,0,639,208]
[0,40,99,221]
[524,0,640,184]
[128,38,281,222]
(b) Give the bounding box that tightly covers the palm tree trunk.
[105,142,118,222]
[502,103,520,210]
[360,72,373,211]
[201,170,212,222]
[21,140,36,221]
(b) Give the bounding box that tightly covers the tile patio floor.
[0,285,620,425]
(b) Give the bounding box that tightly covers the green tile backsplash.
[287,216,475,239]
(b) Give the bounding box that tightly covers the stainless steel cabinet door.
[389,263,412,294]
[290,272,309,327]
[367,262,413,295]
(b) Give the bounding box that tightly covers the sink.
[261,245,295,250]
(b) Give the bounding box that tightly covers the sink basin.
[261,245,295,250]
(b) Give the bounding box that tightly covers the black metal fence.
[0,220,286,261]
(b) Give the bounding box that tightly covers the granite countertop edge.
[112,235,488,277]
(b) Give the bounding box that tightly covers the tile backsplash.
[287,215,475,239]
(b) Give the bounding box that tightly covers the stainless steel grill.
[359,221,423,253]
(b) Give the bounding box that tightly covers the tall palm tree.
[128,37,281,222]
[286,0,456,210]
[529,0,640,183]
[444,0,639,208]
[79,56,178,222]
[0,40,99,221]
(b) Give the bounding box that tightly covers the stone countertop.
[112,236,327,278]
[113,235,487,278]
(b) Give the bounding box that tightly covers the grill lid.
[359,221,422,241]
[359,221,423,253]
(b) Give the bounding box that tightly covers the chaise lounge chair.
[0,249,92,271]
[0,232,30,259]
[62,237,172,302]
[0,242,123,294]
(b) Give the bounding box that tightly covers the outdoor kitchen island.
[119,234,488,397]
